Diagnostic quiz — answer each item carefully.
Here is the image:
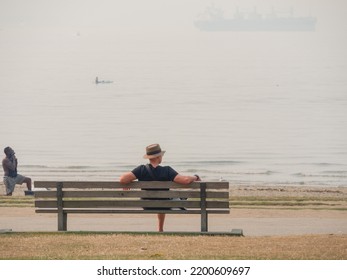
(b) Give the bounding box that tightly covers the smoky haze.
[0,0,346,35]
[0,0,346,185]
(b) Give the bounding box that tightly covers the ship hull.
[195,17,316,32]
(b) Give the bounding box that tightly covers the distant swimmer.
[95,77,113,84]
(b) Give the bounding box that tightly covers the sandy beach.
[1,182,346,236]
[2,181,347,198]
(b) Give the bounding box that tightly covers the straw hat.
[143,144,166,159]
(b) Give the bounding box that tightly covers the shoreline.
[1,182,347,198]
[231,184,347,198]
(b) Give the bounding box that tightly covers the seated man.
[119,143,200,232]
[2,147,33,196]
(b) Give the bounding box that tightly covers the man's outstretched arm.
[119,172,137,184]
[173,174,200,185]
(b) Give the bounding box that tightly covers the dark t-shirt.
[131,164,178,182]
[131,164,178,207]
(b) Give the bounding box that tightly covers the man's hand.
[194,174,201,181]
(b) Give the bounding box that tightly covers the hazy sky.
[1,0,346,34]
[0,0,346,172]
[0,0,346,63]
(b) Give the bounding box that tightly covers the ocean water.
[1,22,346,186]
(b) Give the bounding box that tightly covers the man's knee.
[24,177,31,184]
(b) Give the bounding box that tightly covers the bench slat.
[35,209,230,214]
[34,190,229,199]
[35,200,229,209]
[34,181,229,190]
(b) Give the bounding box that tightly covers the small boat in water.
[95,77,113,84]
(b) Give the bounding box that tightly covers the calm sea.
[1,24,346,187]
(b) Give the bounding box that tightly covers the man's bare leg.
[158,213,165,232]
[23,177,32,191]
[23,177,34,195]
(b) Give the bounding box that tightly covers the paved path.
[1,207,347,236]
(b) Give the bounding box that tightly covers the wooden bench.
[34,181,230,232]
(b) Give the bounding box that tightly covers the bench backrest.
[34,181,230,211]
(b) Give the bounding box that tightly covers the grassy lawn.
[0,232,346,260]
[0,196,34,207]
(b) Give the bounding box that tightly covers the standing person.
[119,143,200,232]
[2,147,33,196]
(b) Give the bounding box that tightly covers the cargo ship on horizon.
[195,6,317,32]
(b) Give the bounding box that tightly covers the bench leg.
[201,212,208,232]
[200,182,208,232]
[58,212,67,231]
[56,182,66,231]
